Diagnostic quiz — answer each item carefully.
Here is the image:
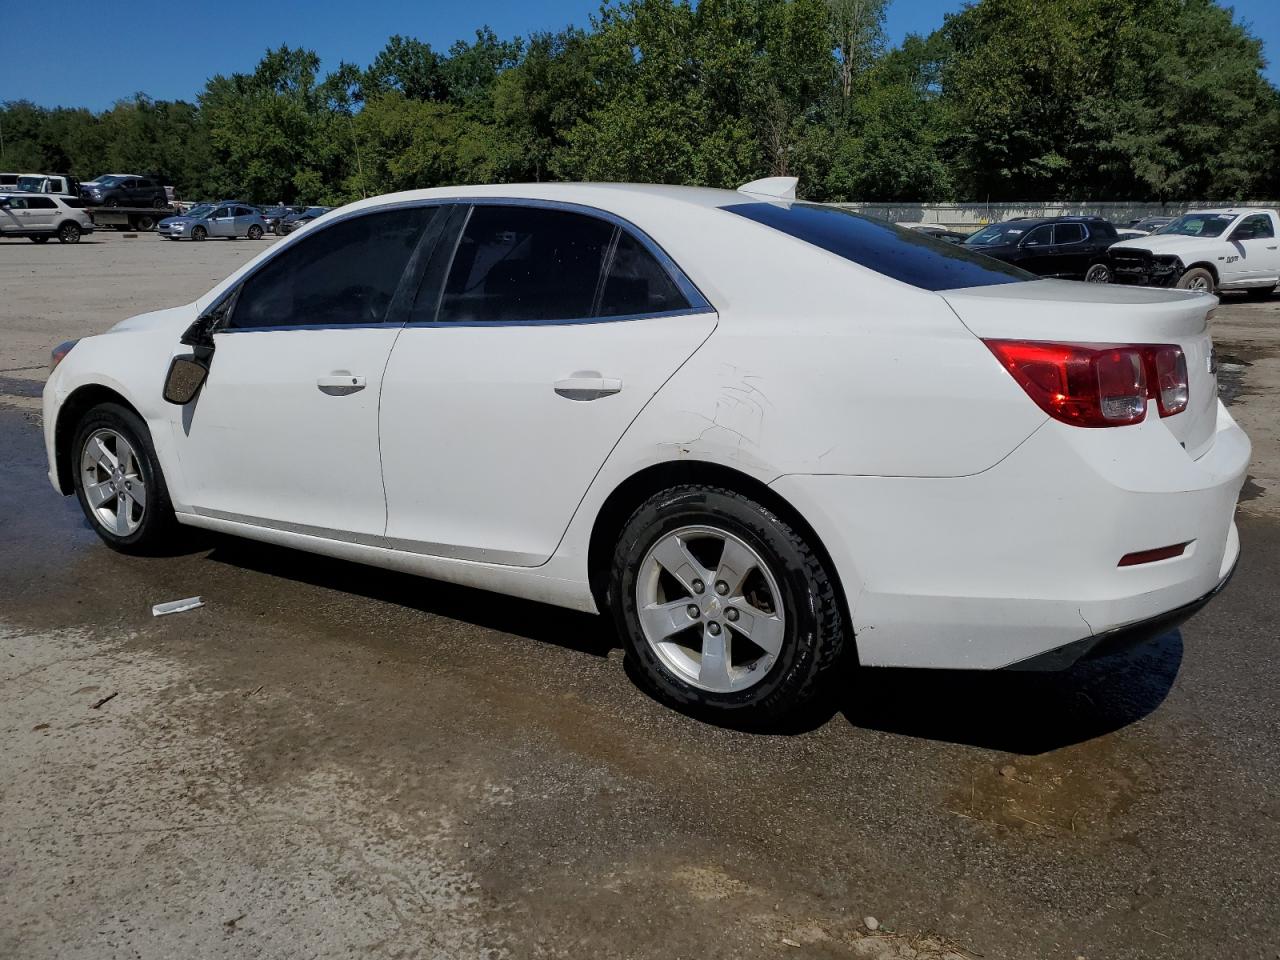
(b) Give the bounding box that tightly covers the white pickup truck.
[1106,207,1280,299]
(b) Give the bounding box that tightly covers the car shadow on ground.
[202,532,1182,755]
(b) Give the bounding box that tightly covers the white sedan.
[43,178,1250,722]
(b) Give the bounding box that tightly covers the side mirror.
[0,198,10,208]
[163,355,209,405]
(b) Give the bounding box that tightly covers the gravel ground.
[1,232,1277,960]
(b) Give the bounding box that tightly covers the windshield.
[722,202,1031,291]
[15,176,45,192]
[184,204,214,219]
[304,207,328,217]
[97,175,123,186]
[964,223,1034,246]
[1159,213,1236,238]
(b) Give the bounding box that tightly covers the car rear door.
[25,196,57,232]
[173,205,438,536]
[379,200,717,566]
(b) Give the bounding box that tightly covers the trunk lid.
[941,279,1219,458]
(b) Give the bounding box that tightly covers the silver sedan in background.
[158,203,267,241]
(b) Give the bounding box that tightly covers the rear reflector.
[1118,542,1191,567]
[984,339,1189,428]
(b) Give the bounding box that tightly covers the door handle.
[554,375,622,401]
[317,374,366,396]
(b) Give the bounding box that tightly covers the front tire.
[610,485,847,723]
[247,224,264,240]
[1176,267,1216,293]
[1084,262,1112,283]
[72,403,179,554]
[191,225,207,241]
[57,222,81,244]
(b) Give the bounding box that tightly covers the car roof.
[1181,207,1276,217]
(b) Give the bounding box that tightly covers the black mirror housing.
[163,355,209,405]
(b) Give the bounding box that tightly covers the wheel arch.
[1184,261,1219,284]
[585,459,853,643]
[53,384,143,494]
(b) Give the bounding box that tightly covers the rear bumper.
[772,400,1250,670]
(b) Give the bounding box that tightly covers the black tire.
[192,225,207,241]
[1084,262,1112,284]
[132,214,155,231]
[610,484,847,724]
[30,235,49,244]
[1245,285,1276,301]
[153,195,167,209]
[71,402,179,555]
[1176,267,1216,293]
[57,222,81,244]
[247,224,264,240]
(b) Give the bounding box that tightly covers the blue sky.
[2,0,1277,110]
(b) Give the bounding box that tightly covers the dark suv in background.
[80,175,168,208]
[963,216,1120,282]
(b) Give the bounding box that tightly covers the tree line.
[2,0,1278,205]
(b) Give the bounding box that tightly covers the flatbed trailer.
[86,206,173,231]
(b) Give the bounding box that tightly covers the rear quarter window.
[722,202,1032,290]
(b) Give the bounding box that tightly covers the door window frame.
[408,197,713,328]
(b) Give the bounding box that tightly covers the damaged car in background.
[41,178,1249,722]
[1106,207,1280,297]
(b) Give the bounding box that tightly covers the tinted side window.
[600,231,689,317]
[439,205,614,323]
[235,206,252,217]
[228,206,435,329]
[1022,225,1053,246]
[1236,214,1274,240]
[723,203,1031,291]
[28,197,56,209]
[137,179,152,188]
[61,197,84,208]
[1054,223,1086,244]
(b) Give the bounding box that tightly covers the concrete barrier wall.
[832,200,1280,229]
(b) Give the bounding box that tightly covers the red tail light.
[984,340,1189,428]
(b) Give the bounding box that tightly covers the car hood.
[1110,235,1220,256]
[108,305,194,335]
[159,216,196,226]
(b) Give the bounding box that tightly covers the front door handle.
[317,374,366,396]
[554,375,622,401]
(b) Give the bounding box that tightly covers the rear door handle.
[554,375,622,401]
[317,374,366,396]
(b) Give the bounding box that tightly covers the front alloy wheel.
[80,428,146,536]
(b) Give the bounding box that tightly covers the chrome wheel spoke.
[126,477,146,510]
[111,497,132,535]
[650,534,713,596]
[714,537,758,596]
[727,599,785,657]
[640,600,697,642]
[87,436,117,472]
[698,626,733,689]
[85,479,115,510]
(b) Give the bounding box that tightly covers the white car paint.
[1109,207,1280,291]
[0,192,93,240]
[43,182,1250,672]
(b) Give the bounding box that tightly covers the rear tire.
[71,403,179,555]
[610,484,847,724]
[57,222,81,244]
[1176,267,1216,293]
[1084,262,1112,284]
[1245,285,1276,301]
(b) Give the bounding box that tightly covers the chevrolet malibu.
[42,180,1249,721]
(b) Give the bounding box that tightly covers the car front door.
[207,206,235,238]
[1224,214,1280,285]
[173,205,438,536]
[0,196,28,233]
[379,201,718,566]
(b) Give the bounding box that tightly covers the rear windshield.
[723,202,1031,291]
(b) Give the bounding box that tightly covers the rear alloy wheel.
[57,222,81,244]
[72,403,178,554]
[1176,267,1215,293]
[1084,262,1112,284]
[247,224,264,240]
[191,225,207,241]
[611,484,847,723]
[1245,285,1276,301]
